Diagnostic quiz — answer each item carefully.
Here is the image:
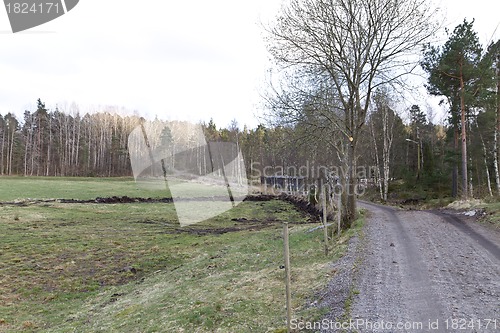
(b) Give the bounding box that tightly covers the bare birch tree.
[371,87,398,201]
[265,0,438,225]
[0,116,4,175]
[493,42,500,194]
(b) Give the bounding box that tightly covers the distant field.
[0,176,248,201]
[0,176,169,201]
[0,177,362,332]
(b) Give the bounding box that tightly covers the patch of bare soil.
[0,195,250,205]
[0,196,175,206]
[278,193,332,221]
[2,194,322,238]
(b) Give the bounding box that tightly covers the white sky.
[0,0,499,128]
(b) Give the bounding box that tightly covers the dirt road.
[320,201,500,332]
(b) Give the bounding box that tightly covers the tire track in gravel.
[344,201,500,333]
[400,208,500,332]
[321,202,500,333]
[348,202,446,332]
[431,211,500,261]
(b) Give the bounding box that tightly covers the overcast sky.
[0,0,499,128]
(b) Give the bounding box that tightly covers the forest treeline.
[0,100,135,177]
[0,95,497,200]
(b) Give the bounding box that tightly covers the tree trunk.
[370,120,383,200]
[1,129,5,175]
[8,128,14,175]
[494,130,500,195]
[5,126,10,175]
[460,69,468,199]
[382,105,394,202]
[479,132,493,197]
[452,124,459,198]
[345,141,356,228]
[24,129,29,176]
[496,51,500,195]
[46,115,52,176]
[75,114,81,173]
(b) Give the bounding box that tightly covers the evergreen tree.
[421,19,483,198]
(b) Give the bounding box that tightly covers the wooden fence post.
[337,192,342,236]
[283,223,292,333]
[322,187,329,256]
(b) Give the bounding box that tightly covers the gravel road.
[319,201,500,332]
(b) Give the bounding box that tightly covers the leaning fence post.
[283,223,292,333]
[322,186,329,256]
[337,192,342,236]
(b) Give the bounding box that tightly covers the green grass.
[0,176,171,201]
[339,210,366,327]
[0,176,359,332]
[477,198,500,229]
[444,197,500,229]
[0,176,243,202]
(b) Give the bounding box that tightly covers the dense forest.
[1,20,499,202]
[0,100,135,177]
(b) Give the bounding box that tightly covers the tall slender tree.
[370,87,401,200]
[421,19,483,199]
[479,40,500,194]
[266,0,438,225]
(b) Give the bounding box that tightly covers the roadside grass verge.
[0,197,351,332]
[480,200,500,229]
[445,198,500,229]
[363,181,455,209]
[340,210,366,326]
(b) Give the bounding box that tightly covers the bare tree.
[370,87,398,201]
[4,113,18,175]
[494,43,500,194]
[265,0,438,225]
[370,116,383,199]
[0,116,4,175]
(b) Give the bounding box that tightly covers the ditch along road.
[320,201,500,333]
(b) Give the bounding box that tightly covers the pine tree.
[421,19,483,199]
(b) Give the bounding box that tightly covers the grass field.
[0,176,171,201]
[0,177,362,332]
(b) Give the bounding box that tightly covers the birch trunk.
[1,128,5,175]
[479,132,493,196]
[494,125,500,194]
[370,120,383,200]
[382,105,394,202]
[496,52,500,195]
